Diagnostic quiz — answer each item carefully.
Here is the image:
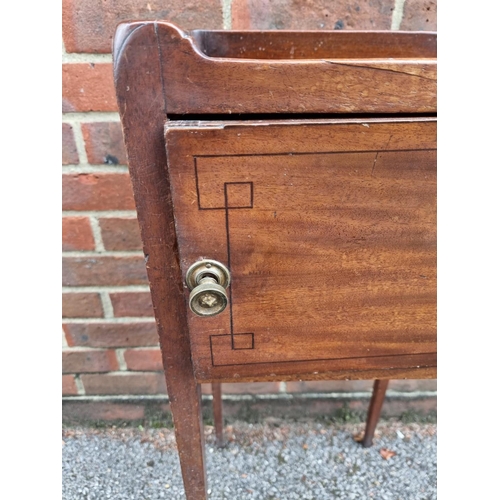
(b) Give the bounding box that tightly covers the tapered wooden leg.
[361,379,389,448]
[212,383,224,448]
[168,381,207,499]
[113,22,207,499]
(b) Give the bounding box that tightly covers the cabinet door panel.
[166,119,436,382]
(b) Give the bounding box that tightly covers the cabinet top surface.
[113,21,437,116]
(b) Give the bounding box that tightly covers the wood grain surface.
[166,119,436,383]
[154,22,436,115]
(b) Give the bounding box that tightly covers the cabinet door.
[166,119,436,382]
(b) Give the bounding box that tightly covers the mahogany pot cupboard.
[112,21,436,499]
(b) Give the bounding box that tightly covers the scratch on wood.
[372,134,393,176]
[321,60,435,81]
[371,152,379,177]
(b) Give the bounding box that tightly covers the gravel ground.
[62,420,436,500]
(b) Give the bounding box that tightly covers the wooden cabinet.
[114,21,436,499]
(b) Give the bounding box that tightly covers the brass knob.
[186,260,231,317]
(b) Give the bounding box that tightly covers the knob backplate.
[186,259,231,290]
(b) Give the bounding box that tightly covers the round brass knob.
[189,279,228,316]
[186,260,231,317]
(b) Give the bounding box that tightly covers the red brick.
[400,0,437,31]
[232,0,392,30]
[62,216,94,251]
[286,380,373,393]
[201,382,281,394]
[63,402,146,422]
[123,349,163,371]
[62,374,78,395]
[286,379,437,393]
[81,122,127,165]
[81,372,167,395]
[63,256,147,286]
[109,292,154,317]
[63,349,119,373]
[99,218,142,251]
[63,322,159,348]
[62,63,116,112]
[62,123,79,164]
[62,173,135,211]
[387,379,436,392]
[62,0,223,53]
[62,292,104,318]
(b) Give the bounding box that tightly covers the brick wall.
[62,0,437,406]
